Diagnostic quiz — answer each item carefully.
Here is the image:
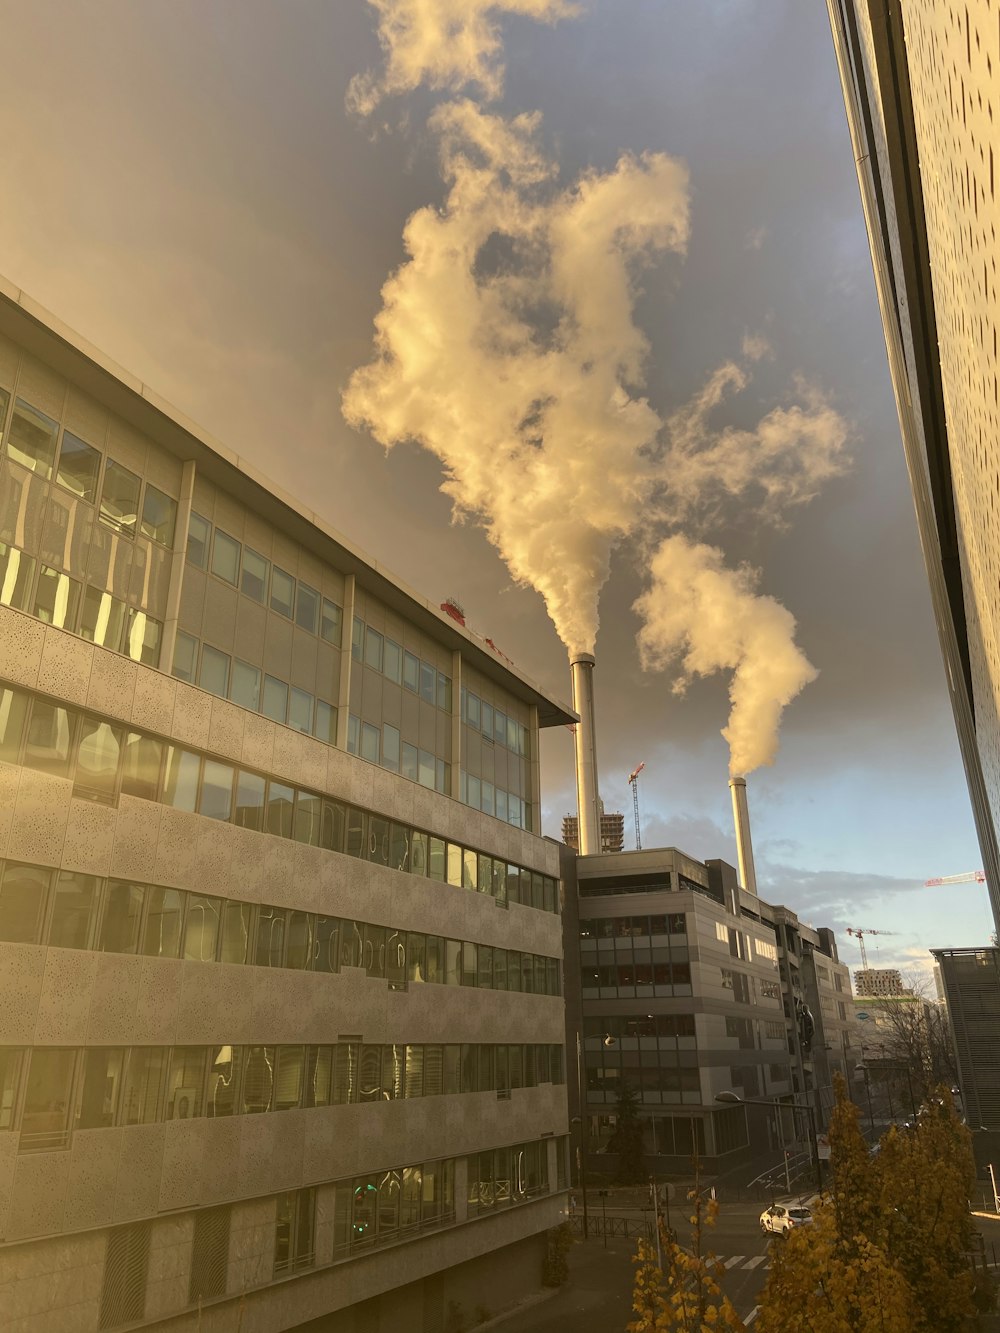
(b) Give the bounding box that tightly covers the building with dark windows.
[561,807,625,854]
[0,276,575,1332]
[826,0,1000,928]
[932,948,1000,1136]
[562,847,854,1175]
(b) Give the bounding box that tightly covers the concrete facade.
[564,848,853,1173]
[0,281,574,1332]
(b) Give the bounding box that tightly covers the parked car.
[760,1203,813,1235]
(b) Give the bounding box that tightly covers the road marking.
[743,1255,768,1269]
[724,1255,745,1269]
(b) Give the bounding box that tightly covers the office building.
[0,277,575,1332]
[932,947,1000,1134]
[826,0,1000,926]
[564,846,854,1173]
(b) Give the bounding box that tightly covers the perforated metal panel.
[99,1222,150,1329]
[189,1206,231,1304]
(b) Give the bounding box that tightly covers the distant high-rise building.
[855,968,905,998]
[933,948,1000,1132]
[562,808,625,853]
[827,1,1000,931]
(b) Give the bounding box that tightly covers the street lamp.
[715,1091,823,1197]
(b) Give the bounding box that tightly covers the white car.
[760,1203,813,1235]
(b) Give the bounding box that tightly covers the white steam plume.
[348,0,577,116]
[343,100,690,658]
[634,535,818,777]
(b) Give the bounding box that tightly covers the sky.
[0,0,992,984]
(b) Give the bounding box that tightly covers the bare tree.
[857,974,958,1112]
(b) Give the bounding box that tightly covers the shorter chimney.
[729,776,758,896]
[570,653,601,856]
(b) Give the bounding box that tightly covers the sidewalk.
[489,1231,639,1333]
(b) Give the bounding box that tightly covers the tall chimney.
[729,776,758,896]
[570,653,601,855]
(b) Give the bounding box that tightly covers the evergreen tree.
[609,1081,646,1185]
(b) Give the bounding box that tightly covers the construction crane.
[924,870,985,886]
[846,926,898,970]
[628,762,645,851]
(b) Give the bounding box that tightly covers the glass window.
[0,686,27,765]
[74,718,123,798]
[54,431,101,502]
[162,746,200,811]
[401,742,418,781]
[495,789,508,823]
[121,732,163,801]
[405,1046,424,1099]
[220,900,251,964]
[262,674,288,723]
[99,881,144,953]
[187,512,211,568]
[172,630,198,683]
[304,1046,333,1107]
[166,1047,206,1120]
[332,1042,359,1104]
[183,895,221,962]
[288,687,313,735]
[345,807,367,858]
[208,1044,244,1117]
[410,830,428,876]
[295,583,319,634]
[33,564,81,630]
[125,608,162,667]
[200,645,230,698]
[274,1047,305,1110]
[382,724,400,772]
[320,598,342,646]
[141,887,183,958]
[418,749,434,788]
[361,722,380,764]
[99,459,141,536]
[494,709,506,744]
[0,863,49,943]
[270,566,295,618]
[231,659,261,712]
[211,529,241,585]
[386,929,406,988]
[0,541,34,612]
[23,698,76,776]
[47,870,99,949]
[140,485,177,546]
[285,912,313,970]
[437,673,452,711]
[320,799,346,853]
[425,935,443,983]
[293,790,322,846]
[314,700,336,744]
[274,1188,316,1273]
[241,548,269,602]
[364,626,383,672]
[234,770,266,831]
[351,617,363,662]
[242,1045,274,1113]
[435,759,449,794]
[465,692,480,728]
[314,917,340,974]
[119,1048,167,1126]
[384,639,402,683]
[507,951,521,992]
[21,1048,76,1148]
[446,844,463,888]
[403,651,419,692]
[266,780,295,838]
[419,661,436,703]
[493,948,507,990]
[368,815,390,866]
[78,586,126,652]
[481,781,494,816]
[477,945,493,989]
[9,399,59,477]
[462,941,477,987]
[77,1047,124,1129]
[389,823,409,871]
[445,939,462,986]
[428,837,445,882]
[255,907,286,967]
[482,701,494,739]
[462,849,477,891]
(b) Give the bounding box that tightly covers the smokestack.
[570,653,602,855]
[729,776,758,896]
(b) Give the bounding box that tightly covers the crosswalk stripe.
[724,1255,745,1268]
[743,1255,768,1269]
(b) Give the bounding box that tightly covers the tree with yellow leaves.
[629,1170,746,1333]
[756,1075,979,1332]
